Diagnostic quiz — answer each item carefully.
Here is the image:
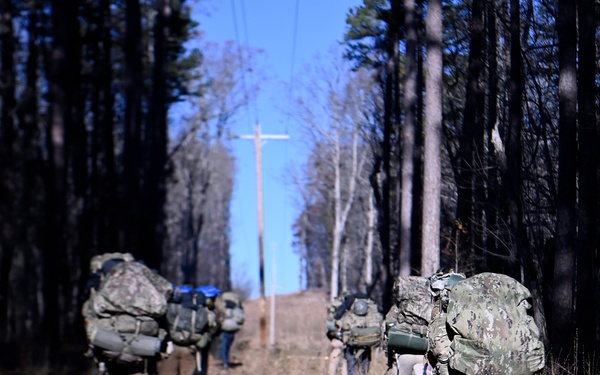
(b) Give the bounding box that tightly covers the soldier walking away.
[426,270,546,375]
[214,291,245,370]
[334,293,383,375]
[194,285,222,375]
[382,276,436,375]
[157,285,217,375]
[326,293,349,375]
[81,252,174,375]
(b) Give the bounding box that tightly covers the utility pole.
[231,123,289,347]
[270,243,277,348]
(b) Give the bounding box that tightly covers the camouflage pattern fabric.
[92,261,173,318]
[384,276,434,357]
[89,252,134,273]
[427,312,451,375]
[392,276,434,327]
[340,298,383,347]
[428,272,546,375]
[215,291,245,332]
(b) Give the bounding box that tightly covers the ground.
[206,289,389,375]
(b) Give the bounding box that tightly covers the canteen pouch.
[387,326,428,352]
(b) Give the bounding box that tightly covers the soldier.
[326,293,349,375]
[426,271,546,375]
[382,276,435,375]
[214,291,245,370]
[335,293,383,375]
[157,286,216,375]
[195,286,222,375]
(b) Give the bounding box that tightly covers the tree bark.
[400,0,417,277]
[123,0,144,256]
[421,0,443,277]
[575,0,598,362]
[551,0,577,360]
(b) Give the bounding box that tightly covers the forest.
[0,0,598,374]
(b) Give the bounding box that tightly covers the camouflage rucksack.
[384,276,435,355]
[215,291,245,332]
[82,255,173,366]
[166,286,209,346]
[427,272,546,375]
[339,296,383,347]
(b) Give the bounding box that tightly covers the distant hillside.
[208,289,388,375]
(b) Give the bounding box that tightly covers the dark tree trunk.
[123,0,144,257]
[400,0,416,277]
[143,0,169,271]
[455,0,485,272]
[0,0,17,343]
[576,0,598,362]
[484,0,499,273]
[380,36,395,314]
[551,0,577,360]
[44,0,71,366]
[506,0,548,348]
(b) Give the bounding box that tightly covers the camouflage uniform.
[383,276,434,375]
[336,294,383,375]
[426,272,546,375]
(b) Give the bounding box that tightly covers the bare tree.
[293,52,375,299]
[421,0,443,277]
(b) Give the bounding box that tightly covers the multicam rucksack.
[339,296,383,347]
[427,272,546,375]
[384,276,435,354]
[166,286,209,346]
[215,291,245,332]
[82,254,173,366]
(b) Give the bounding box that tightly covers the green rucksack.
[340,296,383,347]
[166,286,209,346]
[427,272,546,375]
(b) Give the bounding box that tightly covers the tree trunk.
[400,0,417,277]
[484,0,499,273]
[142,0,169,270]
[123,0,143,256]
[0,0,17,343]
[576,0,599,360]
[551,0,577,360]
[455,0,485,272]
[421,0,443,277]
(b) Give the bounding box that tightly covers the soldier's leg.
[395,354,425,375]
[344,347,359,375]
[328,339,344,375]
[156,344,183,375]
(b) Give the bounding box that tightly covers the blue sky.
[194,0,361,298]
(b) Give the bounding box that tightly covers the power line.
[230,0,257,130]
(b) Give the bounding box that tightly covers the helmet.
[352,299,369,316]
